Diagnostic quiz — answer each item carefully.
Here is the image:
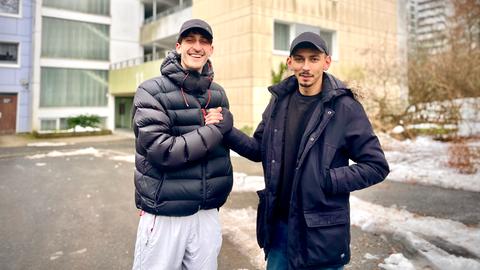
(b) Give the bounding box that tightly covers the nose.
[192,40,202,50]
[302,60,311,71]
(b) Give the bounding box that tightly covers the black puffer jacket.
[132,51,233,216]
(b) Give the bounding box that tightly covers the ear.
[175,43,181,54]
[207,45,214,57]
[323,55,332,71]
[286,56,293,70]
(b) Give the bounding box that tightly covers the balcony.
[141,0,192,46]
[109,58,164,95]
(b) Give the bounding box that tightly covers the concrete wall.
[0,0,34,132]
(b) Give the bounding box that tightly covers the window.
[274,22,290,51]
[40,67,108,107]
[0,42,19,66]
[42,17,109,61]
[274,21,337,59]
[43,0,110,16]
[0,0,20,16]
[40,119,57,131]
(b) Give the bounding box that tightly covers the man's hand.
[205,107,223,125]
[205,107,233,134]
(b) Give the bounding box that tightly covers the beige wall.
[193,0,404,128]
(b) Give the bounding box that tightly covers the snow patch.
[27,142,68,147]
[109,155,135,163]
[378,253,415,270]
[350,196,480,259]
[26,147,102,159]
[384,136,480,192]
[232,172,265,193]
[397,232,480,270]
[220,207,266,270]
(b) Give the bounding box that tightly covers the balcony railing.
[144,0,192,25]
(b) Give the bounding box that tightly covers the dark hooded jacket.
[225,73,389,269]
[132,51,233,216]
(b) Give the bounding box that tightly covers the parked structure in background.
[29,0,142,133]
[0,0,33,134]
[110,0,408,129]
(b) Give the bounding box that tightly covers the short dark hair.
[177,28,213,44]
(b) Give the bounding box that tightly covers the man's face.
[176,31,213,72]
[287,47,331,89]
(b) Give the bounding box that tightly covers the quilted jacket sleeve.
[132,86,223,169]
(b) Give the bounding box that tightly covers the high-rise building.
[0,0,33,134]
[408,0,453,52]
[30,0,142,132]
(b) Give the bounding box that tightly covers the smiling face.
[287,46,331,95]
[175,30,213,73]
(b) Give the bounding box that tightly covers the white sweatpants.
[132,209,222,270]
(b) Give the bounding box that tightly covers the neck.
[298,74,323,96]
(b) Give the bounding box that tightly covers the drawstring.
[181,73,190,107]
[181,88,190,107]
[201,89,212,120]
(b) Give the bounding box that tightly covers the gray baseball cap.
[290,32,329,55]
[178,19,213,40]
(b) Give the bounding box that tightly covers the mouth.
[188,51,205,59]
[299,73,313,79]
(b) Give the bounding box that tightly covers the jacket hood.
[160,50,214,94]
[269,73,353,103]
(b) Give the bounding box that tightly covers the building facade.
[0,0,33,134]
[111,0,408,129]
[30,0,142,132]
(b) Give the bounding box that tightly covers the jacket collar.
[160,50,214,94]
[268,73,353,103]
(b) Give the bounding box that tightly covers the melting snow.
[382,136,479,192]
[27,142,68,147]
[378,253,415,270]
[26,147,102,159]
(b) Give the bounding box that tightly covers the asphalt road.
[0,137,478,269]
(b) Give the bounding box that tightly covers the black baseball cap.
[178,19,213,41]
[290,32,329,55]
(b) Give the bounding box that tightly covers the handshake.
[205,107,233,135]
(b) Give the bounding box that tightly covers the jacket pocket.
[302,209,350,266]
[256,189,267,248]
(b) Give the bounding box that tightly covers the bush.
[447,139,477,174]
[240,125,253,136]
[67,115,101,130]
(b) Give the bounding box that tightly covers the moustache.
[299,73,313,77]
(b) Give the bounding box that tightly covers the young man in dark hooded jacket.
[224,32,390,269]
[131,19,233,270]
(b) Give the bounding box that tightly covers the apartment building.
[110,0,408,129]
[30,0,143,132]
[0,0,33,134]
[408,0,453,52]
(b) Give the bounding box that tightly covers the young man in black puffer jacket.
[132,19,233,270]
